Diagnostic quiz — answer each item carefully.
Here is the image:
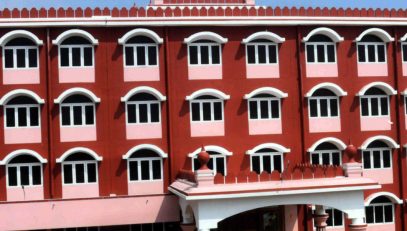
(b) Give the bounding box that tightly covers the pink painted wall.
[126,123,162,140]
[284,205,298,231]
[403,63,407,76]
[124,66,160,82]
[366,223,396,231]
[306,63,338,78]
[60,126,97,142]
[309,117,341,133]
[190,121,224,137]
[62,184,99,199]
[363,169,393,185]
[249,119,282,135]
[3,68,40,84]
[0,195,179,230]
[59,67,95,83]
[188,65,222,80]
[246,64,279,78]
[7,186,44,201]
[4,127,42,144]
[357,63,388,77]
[360,116,391,131]
[128,181,164,195]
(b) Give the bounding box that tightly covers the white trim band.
[121,86,166,102]
[244,87,288,99]
[184,31,228,44]
[56,147,103,163]
[118,28,163,44]
[122,144,168,159]
[53,29,99,45]
[302,27,344,43]
[246,143,290,155]
[0,30,43,46]
[0,89,45,105]
[242,31,285,44]
[0,149,47,165]
[54,88,101,104]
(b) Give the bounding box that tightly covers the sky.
[1,0,407,10]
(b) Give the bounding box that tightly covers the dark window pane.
[358,45,365,62]
[60,48,69,66]
[201,46,209,64]
[326,209,333,226]
[191,103,200,121]
[87,163,97,183]
[125,46,134,66]
[258,45,267,63]
[363,151,371,169]
[203,102,211,121]
[152,160,161,180]
[380,97,388,115]
[148,46,157,65]
[85,106,94,125]
[129,161,138,181]
[327,45,335,62]
[403,45,407,62]
[72,47,81,66]
[306,45,315,62]
[63,164,73,184]
[269,45,277,63]
[4,49,14,68]
[260,100,269,119]
[330,99,338,116]
[270,100,279,118]
[141,160,150,180]
[263,155,271,173]
[375,206,384,223]
[366,207,374,223]
[73,106,82,125]
[371,98,379,116]
[18,107,27,127]
[193,158,201,171]
[311,154,319,165]
[216,157,225,175]
[16,49,26,68]
[317,45,325,62]
[61,106,71,126]
[8,166,17,186]
[373,150,381,168]
[6,108,15,127]
[249,101,258,119]
[361,98,369,116]
[332,152,340,166]
[28,49,37,67]
[150,103,160,122]
[189,46,198,64]
[127,104,136,123]
[211,45,220,64]
[29,107,39,126]
[333,209,343,226]
[273,155,282,172]
[214,102,222,120]
[368,45,376,62]
[383,150,391,168]
[32,165,41,185]
[252,156,260,174]
[75,164,85,183]
[377,45,385,62]
[20,166,29,186]
[247,45,255,64]
[136,46,146,66]
[384,205,393,222]
[83,47,93,66]
[322,153,330,165]
[139,104,148,123]
[320,99,328,117]
[310,99,318,117]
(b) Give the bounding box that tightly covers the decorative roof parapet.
[1,7,407,19]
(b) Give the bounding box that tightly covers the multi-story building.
[0,0,406,230]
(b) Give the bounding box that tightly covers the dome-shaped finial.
[197,145,210,170]
[345,143,357,163]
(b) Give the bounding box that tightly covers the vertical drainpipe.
[45,28,54,198]
[392,28,405,231]
[163,27,173,185]
[295,26,308,230]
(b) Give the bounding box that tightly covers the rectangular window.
[4,105,40,128]
[60,104,95,126]
[63,161,98,184]
[7,164,42,187]
[246,43,278,65]
[306,43,336,63]
[124,44,158,67]
[59,45,94,67]
[128,158,162,181]
[360,96,389,117]
[402,43,407,62]
[310,151,341,166]
[314,208,343,228]
[193,155,226,176]
[363,149,392,169]
[308,97,339,118]
[251,152,283,174]
[248,98,281,120]
[365,204,394,224]
[4,47,38,69]
[188,44,221,65]
[358,43,387,63]
[126,101,161,124]
[190,100,224,122]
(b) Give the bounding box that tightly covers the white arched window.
[362,140,392,170]
[365,196,394,224]
[4,95,40,128]
[250,148,283,174]
[126,148,164,182]
[6,154,43,187]
[3,37,39,70]
[61,152,98,185]
[305,35,336,64]
[357,35,386,64]
[310,142,341,166]
[123,36,158,67]
[190,146,231,176]
[360,87,389,117]
[60,94,95,127]
[308,89,339,118]
[126,93,161,125]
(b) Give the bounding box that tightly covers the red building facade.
[0,0,406,230]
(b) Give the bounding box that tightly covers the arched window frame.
[359,87,390,117]
[6,154,43,187]
[61,152,99,185]
[362,140,393,170]
[356,29,391,64]
[249,149,284,174]
[59,95,96,127]
[127,151,163,182]
[187,89,229,123]
[310,142,342,166]
[242,31,284,66]
[365,196,394,224]
[185,32,227,67]
[3,39,39,70]
[247,94,282,121]
[4,96,41,129]
[55,31,96,68]
[189,146,231,176]
[308,89,340,118]
[305,35,337,64]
